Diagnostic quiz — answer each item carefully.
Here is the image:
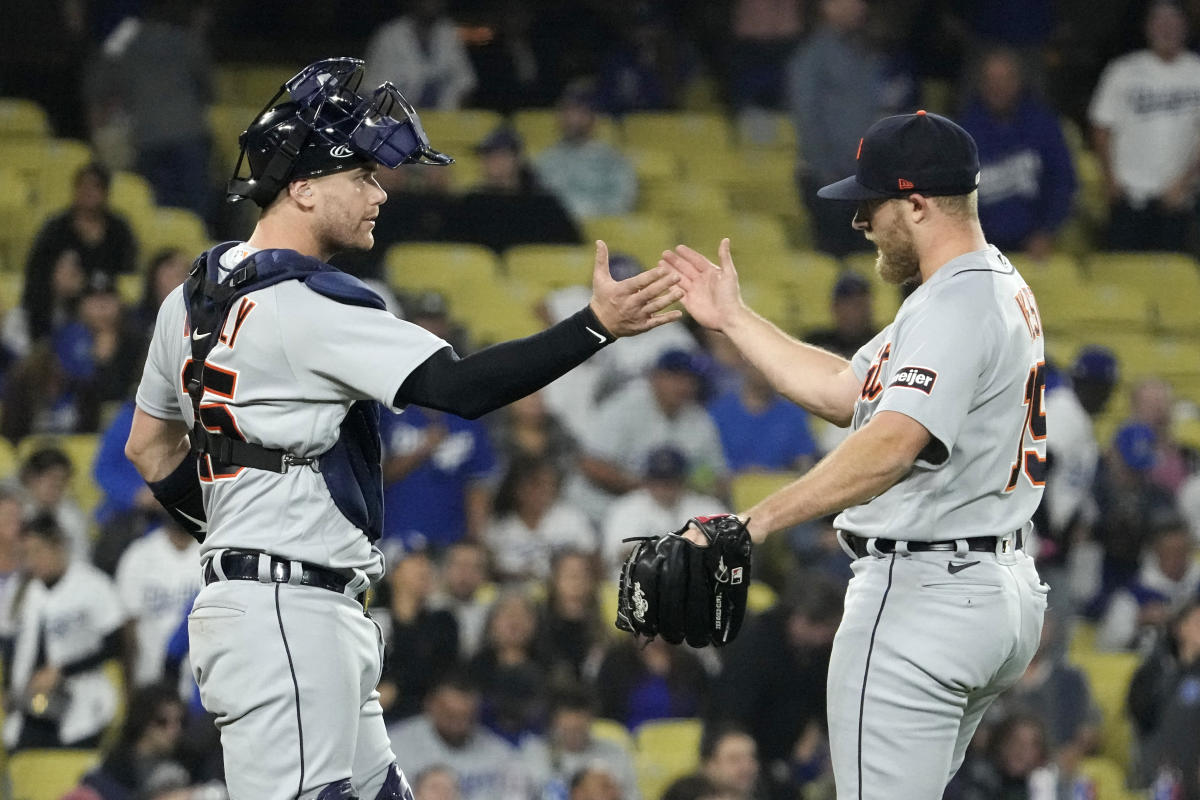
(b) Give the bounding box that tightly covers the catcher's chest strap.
[193,427,317,474]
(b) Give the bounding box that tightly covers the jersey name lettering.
[1014,287,1043,340]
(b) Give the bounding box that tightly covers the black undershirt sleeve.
[60,629,123,678]
[395,306,614,419]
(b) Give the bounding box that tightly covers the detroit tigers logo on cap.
[329,144,355,158]
[890,366,938,394]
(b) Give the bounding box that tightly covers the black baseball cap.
[817,110,980,201]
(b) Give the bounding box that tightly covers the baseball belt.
[204,550,360,598]
[840,529,1024,559]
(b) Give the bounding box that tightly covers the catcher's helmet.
[228,57,453,207]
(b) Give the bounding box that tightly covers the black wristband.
[147,454,207,543]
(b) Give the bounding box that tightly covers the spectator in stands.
[0,341,77,441]
[4,249,84,362]
[376,542,460,723]
[1128,599,1200,787]
[786,0,913,256]
[54,273,144,432]
[483,455,595,583]
[87,0,214,217]
[959,47,1076,258]
[571,349,728,524]
[709,573,842,800]
[804,272,878,360]
[1099,518,1199,652]
[984,612,1101,767]
[450,126,580,254]
[537,550,605,684]
[21,162,136,343]
[730,0,805,110]
[521,684,640,800]
[365,0,478,110]
[1182,472,1200,544]
[700,724,763,800]
[1040,347,1117,568]
[1129,377,1196,496]
[661,774,735,800]
[1089,0,1200,252]
[466,1,551,112]
[115,518,200,688]
[595,5,692,114]
[1092,422,1180,593]
[388,673,532,800]
[708,354,818,473]
[490,392,577,472]
[534,82,637,219]
[92,400,164,573]
[596,635,708,729]
[379,397,497,550]
[13,446,90,559]
[0,488,23,667]
[65,683,222,800]
[134,249,191,342]
[411,765,462,800]
[467,590,549,743]
[599,446,727,573]
[430,541,492,660]
[4,514,126,751]
[944,713,1066,800]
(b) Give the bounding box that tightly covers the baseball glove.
[614,514,753,648]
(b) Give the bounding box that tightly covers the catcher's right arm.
[614,514,752,647]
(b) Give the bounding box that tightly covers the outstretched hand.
[589,240,684,337]
[658,238,747,332]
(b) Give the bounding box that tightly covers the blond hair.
[931,191,979,221]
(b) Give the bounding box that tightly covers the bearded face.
[857,199,920,285]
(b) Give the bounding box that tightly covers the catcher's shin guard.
[317,779,357,799]
[374,764,415,800]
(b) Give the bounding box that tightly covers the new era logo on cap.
[817,110,981,201]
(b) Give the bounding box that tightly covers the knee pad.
[317,779,357,800]
[374,763,414,800]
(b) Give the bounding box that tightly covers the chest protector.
[183,242,386,542]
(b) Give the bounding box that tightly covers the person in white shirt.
[14,447,91,560]
[364,0,477,110]
[115,519,202,687]
[600,446,727,574]
[4,514,127,750]
[1089,0,1200,251]
[484,455,595,582]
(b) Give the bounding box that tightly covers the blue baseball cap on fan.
[817,110,981,201]
[1114,423,1157,472]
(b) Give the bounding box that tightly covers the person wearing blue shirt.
[959,48,1076,258]
[708,357,818,473]
[379,405,497,549]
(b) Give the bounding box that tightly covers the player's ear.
[289,179,316,208]
[906,193,930,223]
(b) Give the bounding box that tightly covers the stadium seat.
[461,278,543,345]
[413,109,504,153]
[9,748,100,800]
[0,98,51,140]
[1036,283,1152,336]
[1069,650,1140,772]
[502,244,594,291]
[0,436,17,481]
[215,63,296,108]
[600,580,621,638]
[1068,620,1098,659]
[634,718,703,800]
[207,104,261,176]
[622,112,733,169]
[677,212,790,264]
[735,109,796,153]
[747,581,778,613]
[640,180,730,219]
[1175,418,1200,451]
[1076,756,1138,800]
[625,148,682,195]
[731,471,801,511]
[582,214,676,263]
[385,242,500,290]
[108,171,156,223]
[139,208,212,262]
[1093,334,1200,382]
[591,718,635,752]
[511,108,620,155]
[30,140,94,213]
[739,278,805,332]
[117,272,144,306]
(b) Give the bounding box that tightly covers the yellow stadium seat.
[739,278,805,332]
[108,170,156,222]
[747,581,778,613]
[582,215,676,263]
[592,718,635,752]
[117,272,143,306]
[625,148,681,194]
[1176,418,1200,451]
[1085,251,1200,298]
[0,436,17,482]
[512,109,620,155]
[1009,253,1087,295]
[1093,334,1200,382]
[1036,283,1151,336]
[458,278,543,345]
[634,718,703,800]
[1068,620,1098,659]
[207,103,260,175]
[1076,756,1137,800]
[677,212,790,264]
[502,244,594,291]
[1069,650,1140,771]
[413,109,504,153]
[622,112,733,168]
[385,242,500,295]
[731,471,801,510]
[640,180,729,219]
[139,208,211,261]
[9,748,100,800]
[735,109,796,152]
[215,63,296,108]
[600,580,621,637]
[33,139,95,212]
[0,98,51,139]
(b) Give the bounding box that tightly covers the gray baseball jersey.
[136,244,446,576]
[836,245,1046,541]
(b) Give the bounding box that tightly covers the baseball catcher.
[615,514,752,647]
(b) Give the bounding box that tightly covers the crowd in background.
[1,0,1200,799]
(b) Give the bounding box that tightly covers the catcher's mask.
[227,57,454,207]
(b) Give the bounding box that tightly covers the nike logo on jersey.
[191,330,211,341]
[947,560,980,574]
[585,326,607,344]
